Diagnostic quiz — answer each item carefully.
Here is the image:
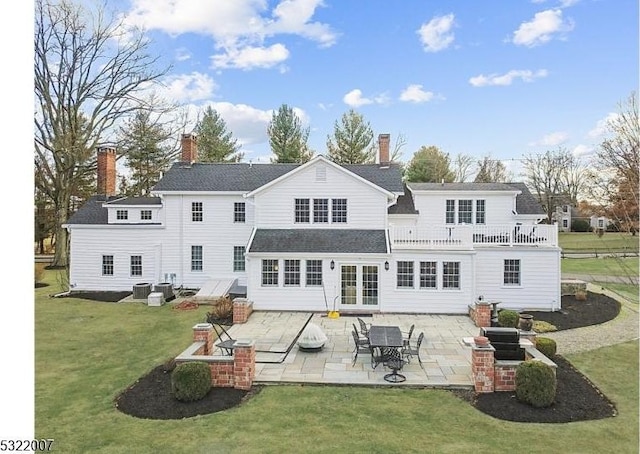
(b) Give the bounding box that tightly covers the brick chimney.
[97,147,116,197]
[181,133,198,163]
[378,133,390,167]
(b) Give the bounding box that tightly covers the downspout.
[179,195,184,287]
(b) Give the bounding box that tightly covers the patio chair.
[402,324,415,347]
[212,323,236,356]
[402,332,424,366]
[357,317,371,338]
[351,329,371,367]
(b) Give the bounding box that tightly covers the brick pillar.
[473,302,492,328]
[471,341,495,393]
[193,323,214,355]
[233,339,255,390]
[97,147,116,196]
[233,298,253,324]
[378,133,390,166]
[181,133,198,162]
[495,364,517,391]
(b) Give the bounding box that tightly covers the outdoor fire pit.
[297,323,328,352]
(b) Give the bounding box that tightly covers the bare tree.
[474,155,512,183]
[453,153,475,182]
[522,148,574,223]
[34,0,170,267]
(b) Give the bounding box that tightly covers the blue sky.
[108,0,638,177]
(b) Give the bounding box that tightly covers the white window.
[262,259,279,286]
[332,199,347,223]
[234,202,245,223]
[396,261,414,288]
[475,200,485,224]
[598,219,604,228]
[130,255,142,277]
[102,255,113,276]
[419,261,437,289]
[306,260,323,286]
[458,200,472,224]
[313,199,329,223]
[562,219,568,228]
[140,210,152,220]
[504,259,521,285]
[192,202,203,222]
[191,246,203,271]
[116,210,128,220]
[284,259,300,286]
[295,198,310,223]
[442,261,460,289]
[445,200,455,224]
[233,246,245,272]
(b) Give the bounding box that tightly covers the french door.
[340,264,379,308]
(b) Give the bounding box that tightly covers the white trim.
[152,190,246,196]
[63,224,164,229]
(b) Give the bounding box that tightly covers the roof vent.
[316,165,327,182]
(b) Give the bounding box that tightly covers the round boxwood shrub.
[498,309,519,328]
[171,361,211,402]
[515,360,557,408]
[535,337,557,358]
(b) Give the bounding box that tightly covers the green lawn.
[561,257,639,277]
[35,270,639,453]
[559,232,639,252]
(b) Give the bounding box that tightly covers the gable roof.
[248,229,389,254]
[65,196,162,225]
[388,184,419,215]
[406,181,544,215]
[152,157,403,194]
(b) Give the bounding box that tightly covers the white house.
[64,134,561,313]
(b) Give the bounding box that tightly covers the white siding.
[381,251,475,313]
[252,162,389,229]
[474,248,561,312]
[68,227,164,291]
[413,192,516,227]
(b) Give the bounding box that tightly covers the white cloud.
[469,69,548,87]
[212,44,290,70]
[512,9,574,47]
[121,0,337,70]
[417,13,455,52]
[560,0,580,7]
[175,48,192,62]
[572,144,594,158]
[343,89,373,107]
[528,131,569,147]
[588,112,619,138]
[159,72,217,102]
[399,84,435,103]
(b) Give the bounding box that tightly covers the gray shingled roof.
[248,229,388,253]
[388,185,419,214]
[152,161,404,193]
[66,196,162,225]
[406,181,544,215]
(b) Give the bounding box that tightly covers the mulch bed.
[79,289,621,422]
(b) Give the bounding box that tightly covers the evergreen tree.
[474,155,511,182]
[195,106,243,162]
[119,110,174,196]
[267,104,313,163]
[326,109,375,164]
[405,146,455,182]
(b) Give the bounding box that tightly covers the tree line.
[34,0,638,268]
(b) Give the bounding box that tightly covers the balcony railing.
[389,224,557,249]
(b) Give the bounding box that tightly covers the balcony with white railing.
[389,224,558,250]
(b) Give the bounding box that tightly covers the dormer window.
[140,210,152,220]
[116,210,128,220]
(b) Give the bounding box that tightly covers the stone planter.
[518,314,534,331]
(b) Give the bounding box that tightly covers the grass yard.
[561,256,639,277]
[34,270,639,453]
[559,232,639,253]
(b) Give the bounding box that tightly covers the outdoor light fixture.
[384,261,389,271]
[330,260,335,270]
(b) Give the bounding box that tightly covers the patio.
[212,311,479,387]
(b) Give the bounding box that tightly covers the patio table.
[368,325,405,376]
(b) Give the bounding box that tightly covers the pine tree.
[326,109,375,164]
[267,104,313,163]
[195,106,243,162]
[119,110,174,196]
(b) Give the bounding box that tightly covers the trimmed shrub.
[516,360,557,408]
[575,289,588,301]
[171,362,211,402]
[571,219,590,232]
[532,320,557,333]
[498,309,519,328]
[535,337,557,358]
